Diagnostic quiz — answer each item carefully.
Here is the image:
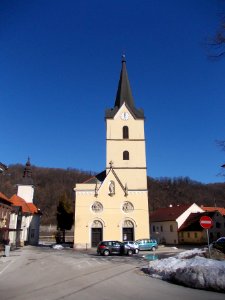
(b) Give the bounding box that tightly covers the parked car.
[97,240,135,256]
[135,239,158,251]
[123,241,139,254]
[211,237,225,254]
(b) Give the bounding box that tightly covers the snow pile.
[148,249,225,292]
[52,244,64,250]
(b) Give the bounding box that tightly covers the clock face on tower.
[121,112,129,120]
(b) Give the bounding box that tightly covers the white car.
[123,241,139,254]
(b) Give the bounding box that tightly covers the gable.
[96,168,127,197]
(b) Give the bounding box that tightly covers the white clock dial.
[121,112,129,120]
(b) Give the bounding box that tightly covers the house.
[201,206,225,241]
[74,56,150,248]
[9,194,40,246]
[2,158,41,248]
[178,210,225,244]
[0,192,12,249]
[150,203,204,244]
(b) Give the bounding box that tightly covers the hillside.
[0,164,225,225]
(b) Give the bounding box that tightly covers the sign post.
[200,216,213,258]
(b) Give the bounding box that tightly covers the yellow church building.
[74,56,150,248]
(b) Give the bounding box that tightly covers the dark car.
[97,240,135,256]
[211,237,225,254]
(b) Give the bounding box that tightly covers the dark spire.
[105,56,144,119]
[22,157,34,185]
[114,55,136,109]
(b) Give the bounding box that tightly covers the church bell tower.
[105,55,147,191]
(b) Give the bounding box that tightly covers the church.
[73,56,150,248]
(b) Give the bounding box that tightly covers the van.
[135,239,158,251]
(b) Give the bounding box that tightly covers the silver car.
[123,241,139,254]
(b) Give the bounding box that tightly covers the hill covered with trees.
[0,164,224,225]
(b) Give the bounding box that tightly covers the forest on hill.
[0,164,225,225]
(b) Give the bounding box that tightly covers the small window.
[161,226,163,232]
[123,126,129,139]
[170,225,173,232]
[187,232,190,238]
[194,232,198,238]
[153,225,155,232]
[123,151,129,160]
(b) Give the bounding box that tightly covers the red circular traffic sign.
[200,216,213,229]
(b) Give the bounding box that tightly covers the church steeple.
[105,56,144,119]
[22,157,34,185]
[17,157,34,203]
[114,55,135,110]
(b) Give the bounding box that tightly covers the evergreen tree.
[56,193,74,243]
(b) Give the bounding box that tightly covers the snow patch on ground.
[147,248,225,292]
[52,244,64,250]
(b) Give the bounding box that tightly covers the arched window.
[123,126,129,139]
[123,151,129,160]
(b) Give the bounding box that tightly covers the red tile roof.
[9,194,38,214]
[178,211,216,231]
[178,212,204,231]
[201,206,225,216]
[27,203,38,214]
[150,204,192,222]
[0,192,10,202]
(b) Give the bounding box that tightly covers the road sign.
[200,216,213,229]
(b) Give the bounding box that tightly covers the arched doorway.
[91,220,103,247]
[122,220,134,241]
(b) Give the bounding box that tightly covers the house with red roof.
[150,203,204,244]
[8,158,41,247]
[9,194,41,247]
[0,159,41,248]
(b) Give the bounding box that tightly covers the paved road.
[0,246,224,300]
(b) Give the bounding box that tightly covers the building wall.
[9,212,18,245]
[74,171,149,248]
[209,212,225,240]
[178,231,206,244]
[17,185,34,203]
[29,214,40,245]
[150,221,179,244]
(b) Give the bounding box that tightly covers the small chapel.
[73,56,150,248]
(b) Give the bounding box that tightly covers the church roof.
[83,170,106,184]
[105,56,144,119]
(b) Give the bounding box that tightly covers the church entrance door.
[122,220,134,241]
[91,220,103,247]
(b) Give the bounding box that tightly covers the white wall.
[17,185,34,203]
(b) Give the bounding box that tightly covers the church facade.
[74,57,150,248]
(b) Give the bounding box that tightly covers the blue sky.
[1,0,225,184]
